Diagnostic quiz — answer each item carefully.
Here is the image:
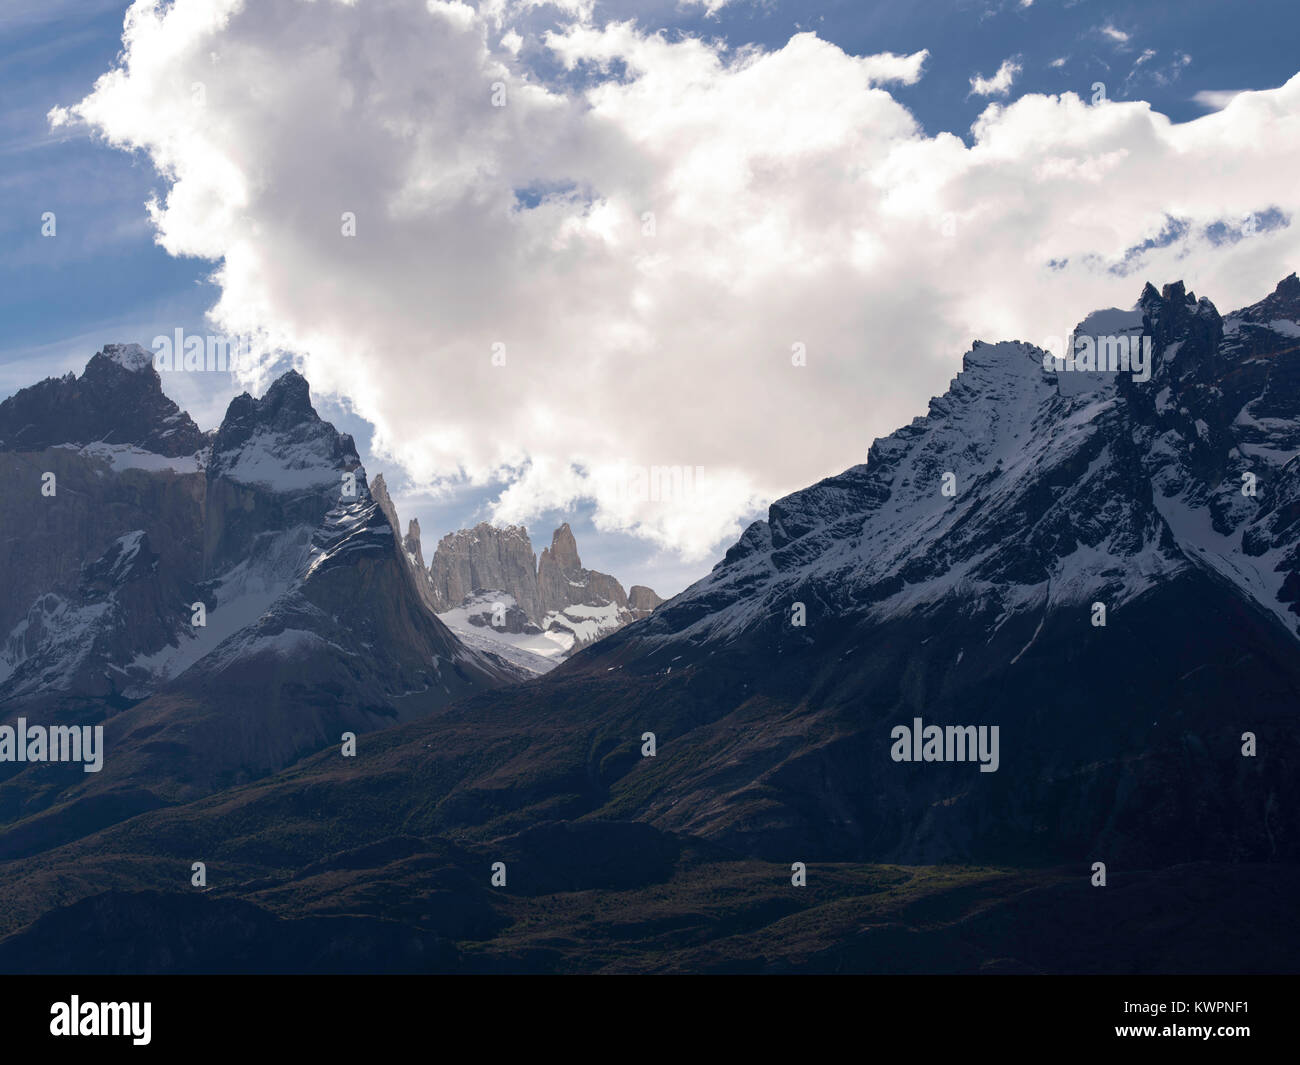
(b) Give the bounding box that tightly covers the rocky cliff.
[423,520,662,671]
[0,348,523,847]
[429,523,542,621]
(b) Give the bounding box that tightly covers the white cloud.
[1125,49,1192,93]
[52,0,1300,561]
[970,57,1022,97]
[1193,89,1246,111]
[680,0,734,14]
[1101,23,1131,43]
[426,0,475,31]
[859,48,930,85]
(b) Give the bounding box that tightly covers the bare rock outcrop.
[428,523,541,621]
[537,523,628,617]
[628,585,665,618]
[423,521,663,664]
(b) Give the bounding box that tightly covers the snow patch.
[101,343,153,373]
[215,428,352,490]
[59,442,206,475]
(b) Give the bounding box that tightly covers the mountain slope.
[0,350,522,852]
[1,278,1298,972]
[600,277,1300,670]
[76,272,1287,870]
[563,275,1300,861]
[428,521,663,672]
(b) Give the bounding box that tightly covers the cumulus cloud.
[51,0,1300,561]
[970,57,1023,97]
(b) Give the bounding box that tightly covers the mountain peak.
[428,519,658,668]
[0,345,204,456]
[369,472,398,530]
[428,521,542,620]
[209,369,358,490]
[622,271,1300,668]
[96,343,154,374]
[544,523,582,571]
[403,519,426,570]
[627,585,665,618]
[217,369,318,432]
[257,368,316,421]
[1230,270,1300,325]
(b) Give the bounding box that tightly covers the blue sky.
[3,0,1299,595]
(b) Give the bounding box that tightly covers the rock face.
[424,521,663,672]
[537,523,629,616]
[0,344,206,456]
[403,519,426,571]
[368,472,402,533]
[429,524,542,621]
[0,349,522,847]
[627,585,665,618]
[371,474,439,614]
[0,349,209,713]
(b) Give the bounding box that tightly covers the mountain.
[429,523,543,620]
[572,274,1300,864]
[1,276,1298,974]
[0,347,211,714]
[628,584,664,619]
[426,521,663,673]
[30,272,1285,872]
[0,344,206,456]
[0,347,522,852]
[370,473,442,616]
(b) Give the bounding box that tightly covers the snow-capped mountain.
[0,346,210,708]
[0,348,522,839]
[4,276,1297,870]
[0,343,206,457]
[563,275,1300,864]
[608,275,1300,661]
[424,521,663,673]
[1,280,1296,970]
